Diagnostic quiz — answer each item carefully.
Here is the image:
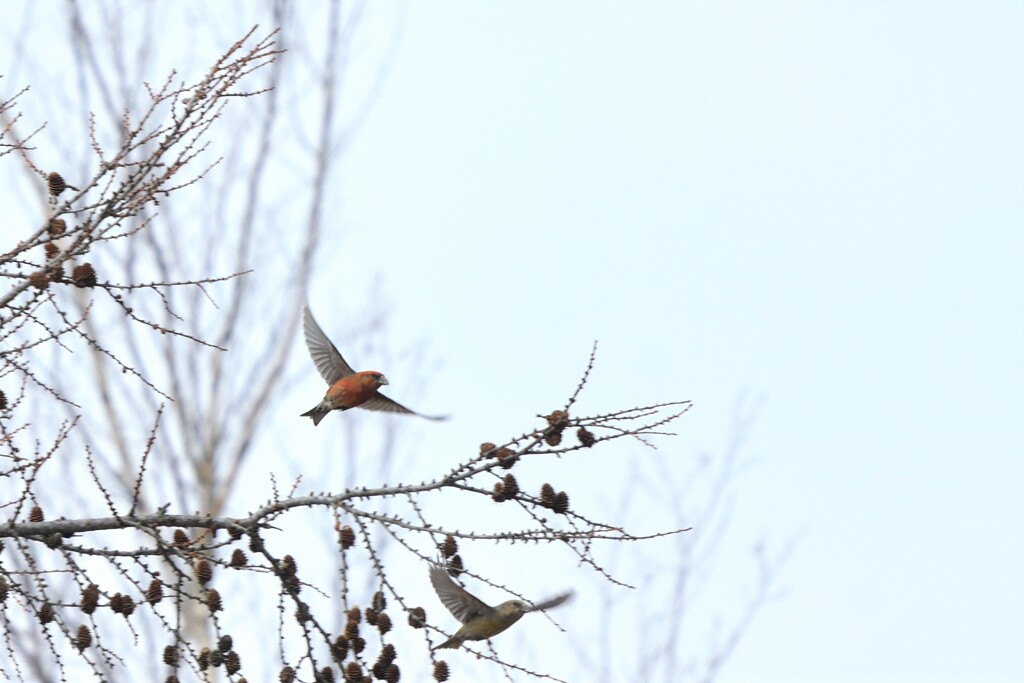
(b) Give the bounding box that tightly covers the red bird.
[301,306,445,426]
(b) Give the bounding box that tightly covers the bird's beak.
[378,375,390,386]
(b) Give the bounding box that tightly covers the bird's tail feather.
[300,405,329,426]
[433,636,463,650]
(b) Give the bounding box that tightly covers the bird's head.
[363,372,389,388]
[493,600,530,622]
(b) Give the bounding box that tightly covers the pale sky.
[337,4,1024,681]
[4,2,1022,682]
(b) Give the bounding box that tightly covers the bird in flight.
[301,305,445,426]
[428,561,573,650]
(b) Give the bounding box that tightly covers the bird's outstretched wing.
[524,591,574,613]
[429,563,492,624]
[361,394,448,420]
[303,306,355,385]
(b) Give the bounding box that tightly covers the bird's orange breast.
[324,372,381,410]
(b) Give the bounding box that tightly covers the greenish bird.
[428,562,574,650]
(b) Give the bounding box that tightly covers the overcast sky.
[338,4,1024,681]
